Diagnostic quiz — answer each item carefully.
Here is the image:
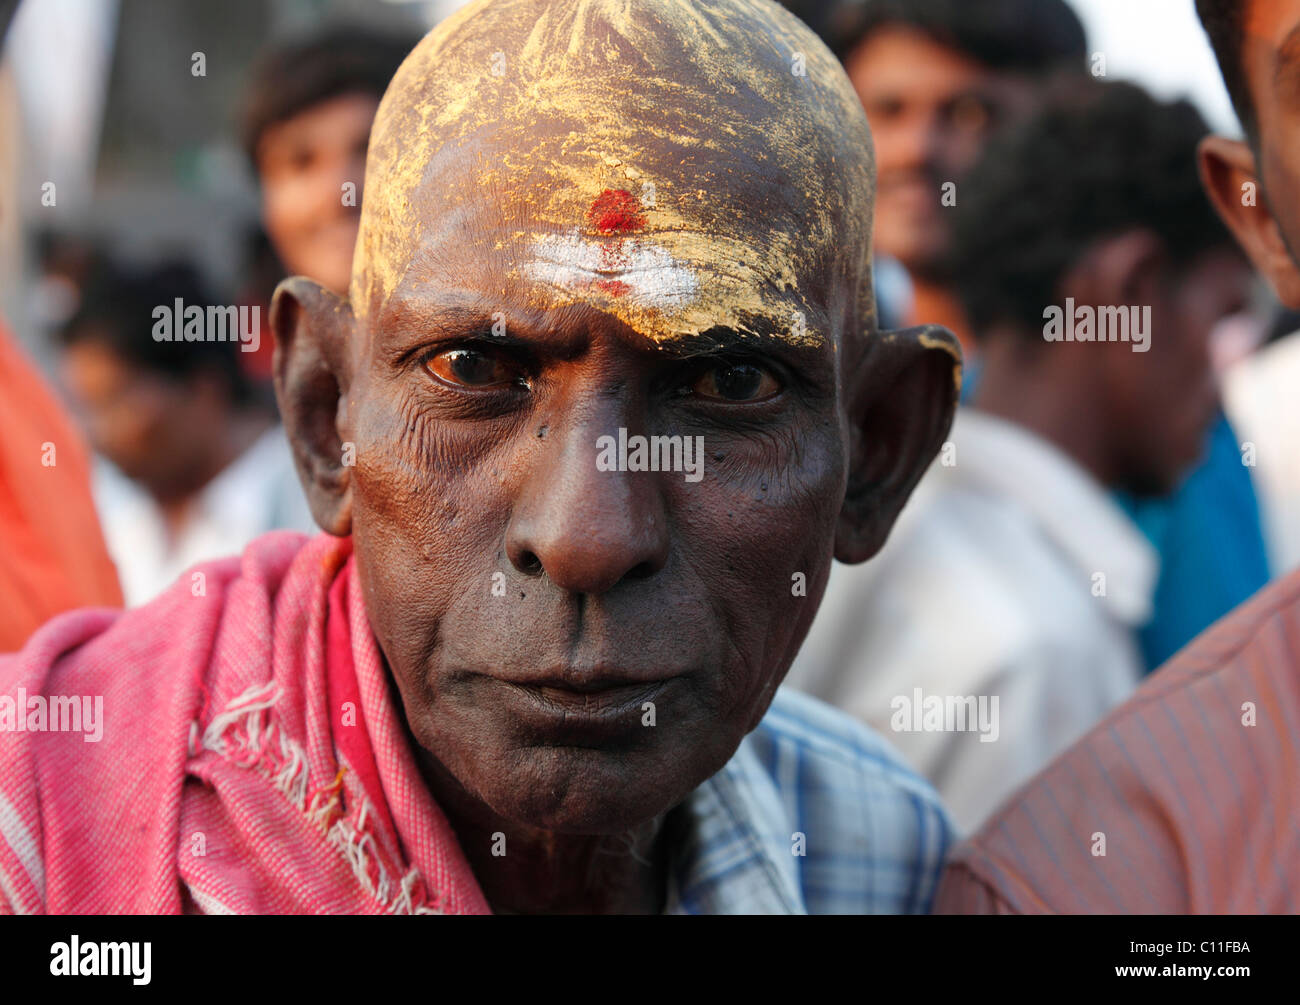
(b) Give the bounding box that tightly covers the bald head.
[356,0,876,347]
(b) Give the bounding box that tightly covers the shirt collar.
[945,407,1159,626]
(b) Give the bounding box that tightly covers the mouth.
[479,671,685,744]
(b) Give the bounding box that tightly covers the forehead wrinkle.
[376,144,842,349]
[355,0,876,344]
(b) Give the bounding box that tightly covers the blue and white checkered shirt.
[666,687,954,914]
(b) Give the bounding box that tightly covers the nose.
[505,419,671,597]
[887,108,943,173]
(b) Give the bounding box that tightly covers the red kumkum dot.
[587,188,646,234]
[594,279,631,297]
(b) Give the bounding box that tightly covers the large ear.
[270,276,354,537]
[835,323,961,564]
[1199,134,1300,306]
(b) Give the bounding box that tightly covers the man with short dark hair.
[242,27,415,298]
[790,79,1251,833]
[799,0,1086,342]
[934,1,1300,912]
[57,262,314,604]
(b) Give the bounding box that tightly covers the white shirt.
[786,407,1157,833]
[1223,333,1300,576]
[94,424,317,606]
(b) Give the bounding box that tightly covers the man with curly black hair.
[932,0,1300,917]
[791,79,1251,835]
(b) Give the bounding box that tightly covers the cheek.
[347,391,512,651]
[868,122,906,172]
[262,177,318,245]
[350,390,511,548]
[1264,145,1300,236]
[939,132,985,177]
[677,425,846,699]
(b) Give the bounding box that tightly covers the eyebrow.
[375,298,588,364]
[661,324,830,363]
[375,291,834,366]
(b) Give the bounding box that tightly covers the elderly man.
[0,0,960,915]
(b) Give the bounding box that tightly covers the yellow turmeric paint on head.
[355,0,881,348]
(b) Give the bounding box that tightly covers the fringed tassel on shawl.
[196,683,442,914]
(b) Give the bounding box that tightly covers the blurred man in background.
[789,80,1251,832]
[41,26,416,608]
[789,0,1271,700]
[58,262,313,605]
[798,0,1086,342]
[935,0,1300,912]
[234,27,414,383]
[242,26,414,299]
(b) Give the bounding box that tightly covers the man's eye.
[863,97,906,123]
[691,362,780,402]
[425,347,524,389]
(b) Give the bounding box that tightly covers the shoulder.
[746,688,955,913]
[940,568,1300,914]
[755,687,941,789]
[2,530,314,694]
[0,530,321,913]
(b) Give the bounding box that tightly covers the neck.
[417,750,674,915]
[908,278,973,357]
[972,334,1115,488]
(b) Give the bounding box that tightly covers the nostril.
[517,550,543,576]
[625,560,657,581]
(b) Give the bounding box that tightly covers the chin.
[485,746,688,835]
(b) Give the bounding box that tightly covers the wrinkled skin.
[272,0,959,914]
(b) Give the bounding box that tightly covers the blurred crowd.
[2,0,1298,845]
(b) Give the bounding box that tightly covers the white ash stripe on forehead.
[520,230,700,311]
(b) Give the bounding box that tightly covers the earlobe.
[1198,135,1300,306]
[270,276,355,537]
[834,324,961,564]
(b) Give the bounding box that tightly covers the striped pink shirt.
[935,567,1300,913]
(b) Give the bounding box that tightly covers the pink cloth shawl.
[0,531,491,914]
